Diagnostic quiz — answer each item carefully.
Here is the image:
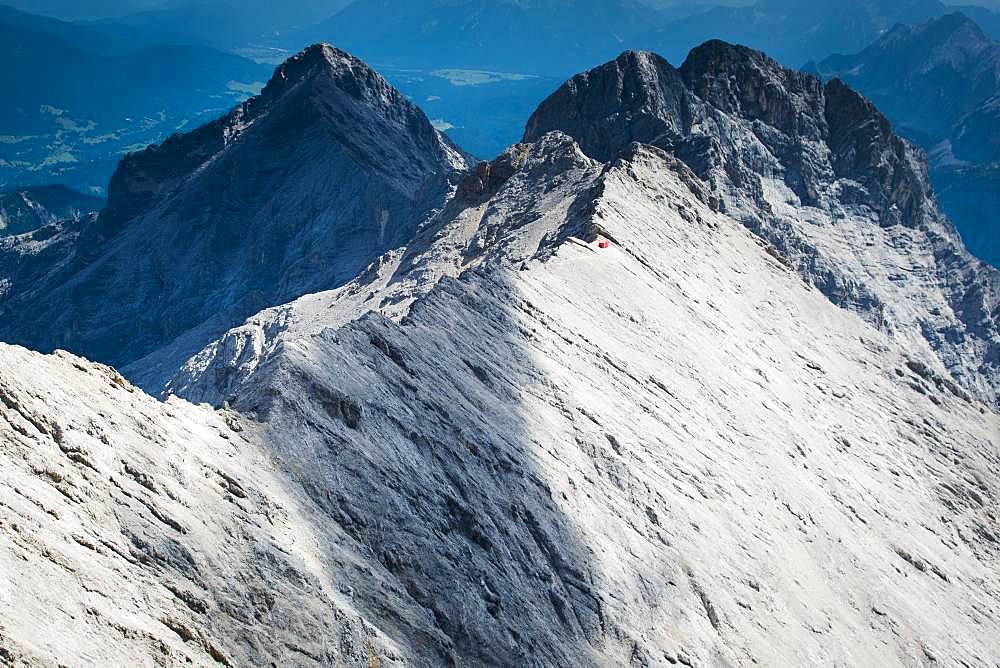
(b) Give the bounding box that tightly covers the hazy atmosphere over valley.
[0,1,998,666]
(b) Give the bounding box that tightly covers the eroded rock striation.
[1,42,999,666]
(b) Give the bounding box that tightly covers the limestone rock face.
[0,344,407,666]
[163,131,1000,665]
[1,42,999,667]
[525,45,1000,407]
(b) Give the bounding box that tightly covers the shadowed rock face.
[523,50,690,164]
[0,185,103,238]
[525,43,1000,406]
[0,44,470,384]
[807,12,1000,268]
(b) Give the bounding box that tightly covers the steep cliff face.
[525,44,1000,407]
[0,44,470,385]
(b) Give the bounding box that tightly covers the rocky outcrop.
[0,44,470,387]
[0,185,102,238]
[525,44,1000,407]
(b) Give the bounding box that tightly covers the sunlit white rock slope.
[1,43,998,667]
[8,132,989,665]
[0,344,425,665]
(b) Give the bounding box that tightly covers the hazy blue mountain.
[807,12,1000,140]
[934,164,1000,266]
[100,0,355,52]
[641,0,751,19]
[0,6,269,193]
[809,12,1000,266]
[0,184,102,236]
[639,0,949,66]
[951,4,1000,37]
[0,0,161,20]
[0,4,150,53]
[299,0,663,77]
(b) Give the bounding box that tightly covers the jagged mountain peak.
[0,44,471,385]
[864,12,1000,78]
[881,11,991,48]
[261,42,403,107]
[523,49,688,164]
[526,40,935,230]
[524,41,999,406]
[679,40,826,122]
[98,42,465,242]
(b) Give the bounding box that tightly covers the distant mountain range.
[0,0,160,20]
[808,12,1000,265]
[807,12,1000,140]
[639,0,980,66]
[98,0,356,51]
[289,0,1000,158]
[300,0,659,78]
[4,0,1000,185]
[298,0,1000,76]
[0,5,269,193]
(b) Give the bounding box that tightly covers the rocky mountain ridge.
[4,129,998,665]
[524,45,1000,407]
[0,43,470,387]
[1,40,999,666]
